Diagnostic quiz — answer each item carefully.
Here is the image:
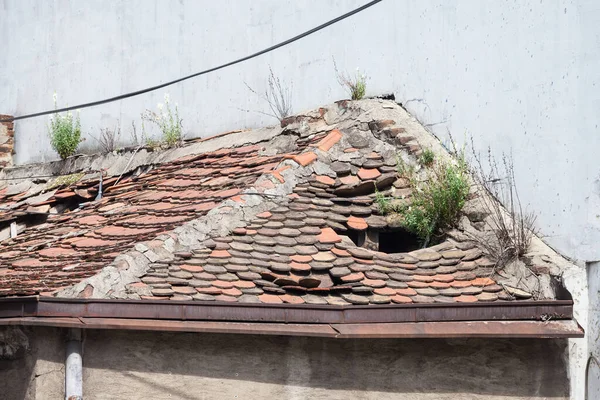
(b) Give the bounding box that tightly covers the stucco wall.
[0,327,63,400]
[1,327,569,400]
[1,0,598,262]
[85,331,571,400]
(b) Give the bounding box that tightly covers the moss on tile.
[46,172,85,190]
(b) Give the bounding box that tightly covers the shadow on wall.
[80,330,569,399]
[0,347,34,400]
[0,327,64,400]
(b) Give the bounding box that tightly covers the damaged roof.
[0,143,287,296]
[145,180,501,306]
[0,99,582,338]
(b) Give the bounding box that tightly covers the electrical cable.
[0,0,382,123]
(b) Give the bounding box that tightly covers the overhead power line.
[0,0,383,123]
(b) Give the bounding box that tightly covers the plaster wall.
[80,331,570,400]
[1,328,568,400]
[0,327,63,400]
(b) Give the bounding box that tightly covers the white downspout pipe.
[65,328,83,400]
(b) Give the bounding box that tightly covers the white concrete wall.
[1,2,598,396]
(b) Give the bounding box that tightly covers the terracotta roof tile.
[317,227,342,244]
[72,238,118,249]
[0,141,293,296]
[315,175,336,186]
[357,168,381,180]
[347,216,368,231]
[290,152,318,167]
[316,129,343,152]
[455,295,479,303]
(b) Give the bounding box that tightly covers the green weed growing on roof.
[404,149,470,246]
[142,93,183,148]
[333,59,367,100]
[419,148,435,167]
[48,93,83,160]
[396,154,415,178]
[378,146,470,247]
[375,185,407,216]
[375,186,392,215]
[46,172,85,190]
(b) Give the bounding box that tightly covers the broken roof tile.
[357,168,381,180]
[290,152,318,167]
[316,227,342,244]
[316,129,343,152]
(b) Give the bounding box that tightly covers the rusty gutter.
[0,316,583,338]
[0,296,575,323]
[0,296,583,338]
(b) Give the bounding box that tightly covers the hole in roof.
[344,229,363,247]
[0,196,84,242]
[341,227,421,254]
[378,228,421,253]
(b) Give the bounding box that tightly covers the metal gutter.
[0,296,584,338]
[0,317,583,338]
[0,297,575,323]
[331,320,584,339]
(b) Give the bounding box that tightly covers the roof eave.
[0,296,584,338]
[0,317,583,339]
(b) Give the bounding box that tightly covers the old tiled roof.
[147,168,503,305]
[0,142,311,296]
[0,100,550,305]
